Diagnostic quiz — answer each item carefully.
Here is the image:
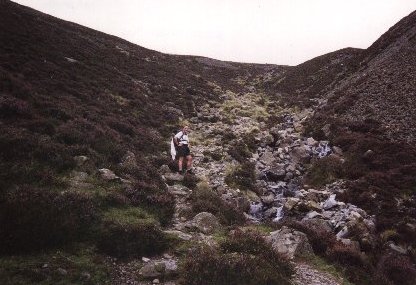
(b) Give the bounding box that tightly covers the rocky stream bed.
[109,89,379,285]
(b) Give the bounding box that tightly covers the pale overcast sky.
[14,0,416,65]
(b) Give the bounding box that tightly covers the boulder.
[139,259,178,278]
[305,189,330,202]
[301,218,332,233]
[284,197,300,211]
[74,155,88,166]
[191,212,220,234]
[261,193,275,205]
[264,207,278,219]
[336,226,349,239]
[158,164,171,175]
[266,166,286,181]
[323,194,338,210]
[98,168,119,181]
[388,242,408,255]
[259,150,276,165]
[340,238,360,251]
[267,226,313,259]
[303,200,322,212]
[291,146,311,164]
[306,137,318,146]
[163,173,184,182]
[332,146,343,156]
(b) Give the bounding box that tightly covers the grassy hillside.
[0,0,285,255]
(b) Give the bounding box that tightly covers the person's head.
[183,125,190,134]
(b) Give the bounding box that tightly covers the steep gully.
[163,86,371,284]
[112,87,374,284]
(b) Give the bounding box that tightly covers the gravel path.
[293,262,343,285]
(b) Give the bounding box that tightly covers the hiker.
[173,125,193,174]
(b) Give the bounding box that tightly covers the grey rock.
[323,194,338,210]
[267,226,313,259]
[284,171,294,181]
[158,164,171,175]
[303,200,322,212]
[140,262,164,278]
[259,150,276,165]
[305,211,322,219]
[332,146,343,156]
[74,155,88,166]
[363,149,374,158]
[284,197,300,211]
[388,242,408,254]
[291,146,311,164]
[191,212,220,234]
[261,193,275,205]
[98,168,119,181]
[164,230,192,241]
[306,137,318,146]
[336,226,349,239]
[163,173,184,182]
[340,239,360,251]
[264,207,278,219]
[301,218,332,234]
[57,268,68,276]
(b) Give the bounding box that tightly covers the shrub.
[327,243,372,284]
[203,150,223,161]
[0,96,32,119]
[126,181,175,227]
[180,230,294,285]
[225,162,256,191]
[96,207,172,257]
[0,246,111,285]
[305,155,344,187]
[227,135,257,163]
[182,173,200,189]
[0,187,96,254]
[190,182,245,226]
[375,254,416,285]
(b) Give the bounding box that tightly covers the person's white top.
[175,131,189,145]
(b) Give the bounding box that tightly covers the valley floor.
[110,88,357,285]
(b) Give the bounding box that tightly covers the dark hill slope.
[0,1,285,190]
[319,10,416,143]
[0,1,286,254]
[304,10,416,259]
[263,47,362,107]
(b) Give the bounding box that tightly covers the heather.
[1,1,416,285]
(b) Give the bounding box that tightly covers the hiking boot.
[186,168,194,175]
[178,169,186,175]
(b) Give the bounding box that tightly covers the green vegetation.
[220,92,270,122]
[96,207,174,257]
[179,229,294,285]
[300,255,354,285]
[189,182,245,226]
[225,162,257,192]
[305,155,344,187]
[0,245,111,285]
[227,132,257,163]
